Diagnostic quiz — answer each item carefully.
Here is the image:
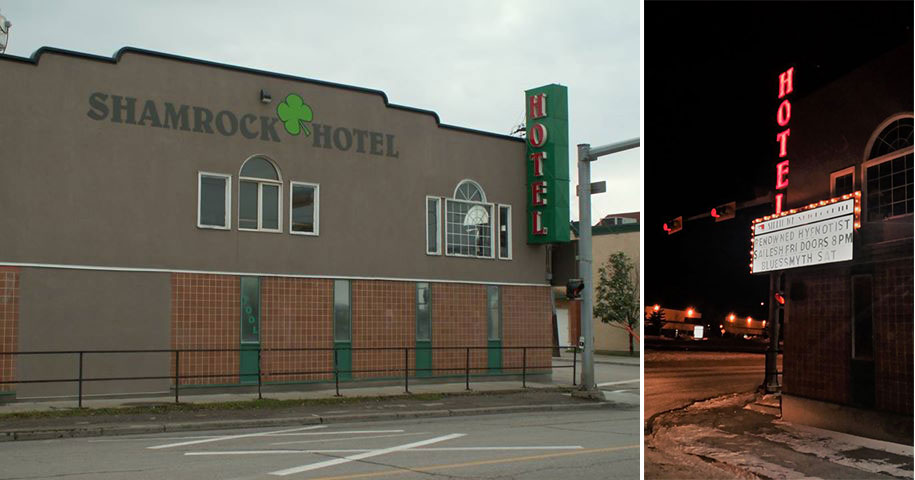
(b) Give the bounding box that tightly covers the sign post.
[576,138,640,394]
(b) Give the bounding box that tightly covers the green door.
[487,339,502,374]
[415,283,432,377]
[416,341,432,377]
[487,286,502,374]
[240,277,261,384]
[334,342,352,381]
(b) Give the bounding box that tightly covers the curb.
[595,360,640,367]
[1,401,614,442]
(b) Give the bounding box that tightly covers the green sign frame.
[525,84,570,244]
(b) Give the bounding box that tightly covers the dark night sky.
[645,1,913,324]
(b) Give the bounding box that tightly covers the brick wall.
[873,261,914,414]
[168,275,552,386]
[785,260,914,415]
[261,277,333,383]
[431,283,488,375]
[784,267,852,405]
[0,267,18,393]
[503,285,552,372]
[171,273,239,385]
[350,280,414,378]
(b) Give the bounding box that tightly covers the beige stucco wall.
[0,48,545,285]
[591,230,640,352]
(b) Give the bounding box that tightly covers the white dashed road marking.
[268,433,466,476]
[147,425,326,449]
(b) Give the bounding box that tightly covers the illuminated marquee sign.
[750,192,861,274]
[774,67,793,214]
[525,84,570,244]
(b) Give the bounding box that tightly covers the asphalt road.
[644,350,778,421]
[0,409,638,479]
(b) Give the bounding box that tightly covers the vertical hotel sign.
[525,84,570,244]
[774,67,793,214]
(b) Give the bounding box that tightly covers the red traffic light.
[712,201,736,222]
[774,292,785,305]
[664,216,683,235]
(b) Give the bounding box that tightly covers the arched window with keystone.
[238,155,282,232]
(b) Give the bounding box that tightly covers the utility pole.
[576,138,640,394]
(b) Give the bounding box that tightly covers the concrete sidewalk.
[645,392,914,479]
[0,385,616,442]
[0,355,641,442]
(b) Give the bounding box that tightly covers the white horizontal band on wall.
[0,262,549,287]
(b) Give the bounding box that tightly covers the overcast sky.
[0,0,640,224]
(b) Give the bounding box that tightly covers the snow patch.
[753,425,914,479]
[687,393,754,411]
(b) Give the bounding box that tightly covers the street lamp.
[575,138,640,395]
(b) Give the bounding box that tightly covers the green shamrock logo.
[276,94,314,136]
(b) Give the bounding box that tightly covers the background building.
[553,213,640,354]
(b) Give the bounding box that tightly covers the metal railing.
[0,345,581,408]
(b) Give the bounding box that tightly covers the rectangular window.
[197,172,230,229]
[852,275,874,361]
[290,182,319,235]
[333,280,351,342]
[239,180,282,232]
[239,180,258,229]
[487,285,501,341]
[865,152,913,221]
[426,197,441,255]
[830,166,855,197]
[416,282,431,341]
[445,199,494,258]
[262,184,280,230]
[498,205,511,260]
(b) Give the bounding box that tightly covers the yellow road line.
[308,444,640,480]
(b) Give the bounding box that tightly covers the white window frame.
[197,171,231,230]
[444,198,496,259]
[289,181,320,236]
[862,145,914,222]
[425,196,442,255]
[497,204,512,260]
[453,179,487,202]
[238,156,282,233]
[830,166,855,197]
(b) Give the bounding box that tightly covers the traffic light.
[566,278,584,299]
[711,201,736,222]
[774,291,785,306]
[663,216,683,235]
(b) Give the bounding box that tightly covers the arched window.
[453,180,486,203]
[239,155,282,231]
[863,115,913,221]
[445,180,493,258]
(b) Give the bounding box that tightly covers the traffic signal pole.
[576,139,640,393]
